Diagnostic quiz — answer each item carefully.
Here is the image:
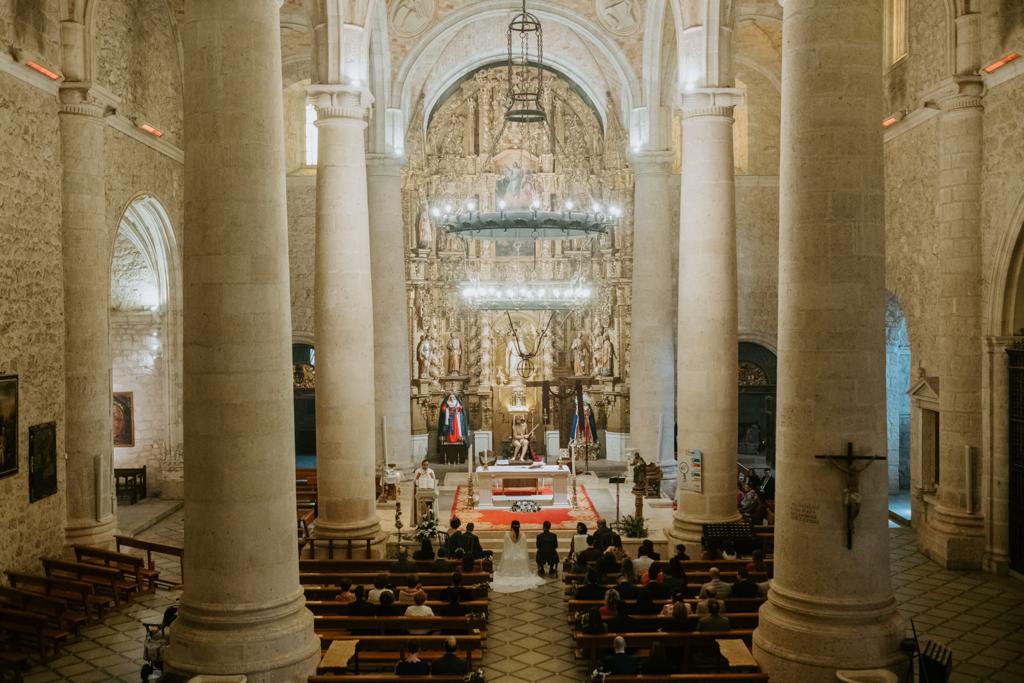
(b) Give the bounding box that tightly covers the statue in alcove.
[593,325,615,377]
[447,331,463,375]
[417,205,433,249]
[416,333,433,379]
[571,331,590,376]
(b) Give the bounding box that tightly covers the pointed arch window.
[305,104,318,166]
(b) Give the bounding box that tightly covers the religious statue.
[391,0,435,38]
[630,452,647,491]
[429,334,444,380]
[416,333,432,379]
[570,396,599,447]
[505,337,524,380]
[447,331,463,375]
[571,332,590,376]
[437,393,469,445]
[417,205,434,249]
[593,325,615,377]
[510,415,536,462]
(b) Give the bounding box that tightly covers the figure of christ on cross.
[814,442,886,550]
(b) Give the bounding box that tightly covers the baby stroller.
[141,606,178,681]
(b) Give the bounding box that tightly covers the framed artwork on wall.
[29,422,57,503]
[112,391,135,448]
[0,375,18,478]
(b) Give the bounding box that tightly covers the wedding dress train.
[490,530,546,593]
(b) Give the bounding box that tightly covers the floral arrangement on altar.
[510,500,541,513]
[415,512,439,542]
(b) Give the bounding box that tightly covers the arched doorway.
[292,341,316,468]
[738,342,776,467]
[109,195,183,498]
[886,294,912,509]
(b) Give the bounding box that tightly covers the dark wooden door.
[1007,347,1024,572]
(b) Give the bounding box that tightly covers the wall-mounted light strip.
[139,123,164,138]
[25,60,60,80]
[983,52,1020,74]
[882,115,899,128]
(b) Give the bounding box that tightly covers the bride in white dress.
[490,520,546,593]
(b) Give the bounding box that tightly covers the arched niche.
[885,292,912,498]
[109,194,183,499]
[738,341,776,466]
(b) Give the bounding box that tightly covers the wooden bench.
[605,613,761,632]
[598,676,769,682]
[298,508,316,541]
[0,607,69,660]
[0,586,87,637]
[314,615,484,637]
[73,544,152,592]
[574,630,755,669]
[564,570,768,586]
[41,557,135,607]
[306,600,489,616]
[115,535,184,589]
[304,584,489,602]
[0,644,30,676]
[567,598,765,617]
[310,677,466,683]
[114,466,147,505]
[6,571,112,621]
[318,635,484,674]
[300,559,493,573]
[300,572,491,587]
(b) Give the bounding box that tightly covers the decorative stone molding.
[366,153,406,176]
[680,87,744,119]
[308,84,374,121]
[595,0,643,36]
[628,150,673,176]
[58,83,105,118]
[935,75,985,111]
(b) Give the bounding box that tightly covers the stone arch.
[990,190,1024,336]
[886,292,912,495]
[109,194,183,498]
[738,340,777,464]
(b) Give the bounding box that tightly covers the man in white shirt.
[414,459,436,489]
[632,547,655,575]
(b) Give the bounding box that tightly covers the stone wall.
[0,72,66,574]
[0,0,60,68]
[287,175,317,338]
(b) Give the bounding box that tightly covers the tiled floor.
[20,513,1024,682]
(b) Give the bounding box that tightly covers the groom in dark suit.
[535,520,559,577]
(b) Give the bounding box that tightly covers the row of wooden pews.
[563,557,771,681]
[301,556,492,679]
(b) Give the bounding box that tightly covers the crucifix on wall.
[814,442,886,550]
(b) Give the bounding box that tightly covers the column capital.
[366,153,406,176]
[629,149,674,176]
[680,87,744,119]
[308,83,374,121]
[935,75,984,112]
[58,82,105,117]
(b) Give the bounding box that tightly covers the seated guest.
[660,601,693,632]
[639,539,661,561]
[412,537,435,561]
[660,591,692,617]
[446,517,464,556]
[578,536,604,568]
[661,559,688,598]
[642,642,674,675]
[397,574,424,604]
[696,599,731,632]
[731,566,761,598]
[600,589,621,618]
[608,534,627,563]
[376,590,402,617]
[592,519,615,552]
[601,636,638,675]
[335,579,355,605]
[430,636,469,675]
[598,545,621,579]
[394,550,416,573]
[367,574,393,605]
[581,606,607,635]
[605,600,634,634]
[746,549,768,574]
[435,590,463,617]
[699,567,732,598]
[574,569,605,601]
[570,522,590,559]
[441,571,472,603]
[672,543,691,562]
[431,548,452,573]
[345,585,375,616]
[695,589,727,616]
[404,591,435,635]
[632,544,656,575]
[700,541,722,561]
[721,540,738,560]
[642,562,667,599]
[394,640,430,675]
[615,559,639,600]
[462,522,492,559]
[632,587,660,615]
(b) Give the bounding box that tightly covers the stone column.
[309,85,383,545]
[367,154,413,468]
[60,88,116,547]
[164,1,320,679]
[668,90,742,543]
[982,336,1011,574]
[923,67,986,567]
[628,151,677,492]
[752,1,904,679]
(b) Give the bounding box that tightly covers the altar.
[476,463,570,508]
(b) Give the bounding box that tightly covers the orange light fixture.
[25,60,60,80]
[882,115,899,128]
[140,123,164,138]
[983,52,1020,74]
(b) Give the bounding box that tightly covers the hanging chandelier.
[506,0,545,124]
[436,198,620,241]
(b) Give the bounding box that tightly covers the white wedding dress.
[490,531,546,593]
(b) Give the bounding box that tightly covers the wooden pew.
[0,586,87,637]
[0,607,69,660]
[318,635,483,674]
[6,571,112,620]
[73,544,150,592]
[566,598,764,619]
[574,630,755,669]
[303,584,489,601]
[115,534,184,589]
[608,613,761,632]
[313,615,484,638]
[310,677,466,683]
[0,644,30,675]
[300,572,491,587]
[600,676,769,682]
[40,558,135,607]
[565,559,773,579]
[300,559,494,574]
[306,599,489,616]
[564,569,769,586]
[298,508,316,541]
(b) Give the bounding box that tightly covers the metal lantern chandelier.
[506,0,545,124]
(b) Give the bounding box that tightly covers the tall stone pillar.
[628,151,677,493]
[923,16,986,568]
[668,90,742,543]
[309,85,383,546]
[165,1,320,679]
[752,1,904,679]
[367,155,413,468]
[60,87,116,547]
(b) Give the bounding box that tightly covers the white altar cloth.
[475,464,570,508]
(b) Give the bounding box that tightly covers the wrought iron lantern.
[506,0,545,124]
